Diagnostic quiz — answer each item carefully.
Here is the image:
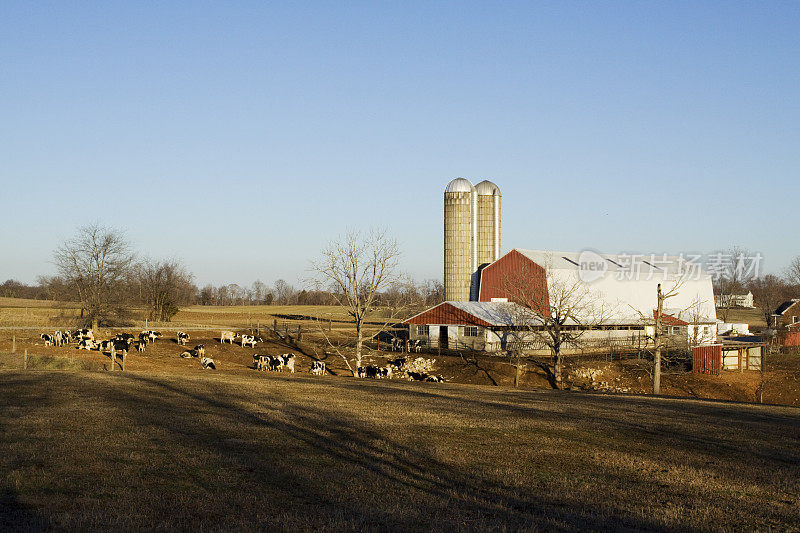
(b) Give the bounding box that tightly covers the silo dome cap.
[475,180,501,196]
[444,178,475,193]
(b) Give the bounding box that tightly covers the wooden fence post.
[122,351,126,372]
[12,336,15,353]
[297,325,302,341]
[111,346,116,371]
[24,349,28,369]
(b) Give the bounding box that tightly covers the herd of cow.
[39,328,216,370]
[37,328,445,382]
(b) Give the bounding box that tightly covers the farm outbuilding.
[692,342,764,375]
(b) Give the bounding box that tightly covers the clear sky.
[1,2,798,287]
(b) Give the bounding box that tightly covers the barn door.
[439,326,449,349]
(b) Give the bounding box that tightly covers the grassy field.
[1,370,798,530]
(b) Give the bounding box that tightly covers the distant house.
[714,291,754,308]
[775,299,800,328]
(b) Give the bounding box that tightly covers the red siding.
[783,331,800,346]
[478,249,549,315]
[403,302,493,326]
[692,344,722,375]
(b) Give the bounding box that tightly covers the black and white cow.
[136,341,145,352]
[112,337,133,355]
[281,353,296,373]
[77,339,97,350]
[194,344,205,358]
[41,334,53,346]
[310,361,326,376]
[177,332,190,346]
[253,354,268,371]
[201,356,216,370]
[180,350,193,358]
[379,366,393,379]
[138,332,150,345]
[424,375,445,383]
[75,329,94,342]
[240,334,257,348]
[268,356,283,372]
[220,331,235,344]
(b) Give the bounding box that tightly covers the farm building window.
[464,326,479,337]
[671,326,681,335]
[416,325,429,336]
[793,316,798,324]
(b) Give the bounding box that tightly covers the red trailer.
[692,344,722,375]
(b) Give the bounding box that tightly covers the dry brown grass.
[0,370,798,530]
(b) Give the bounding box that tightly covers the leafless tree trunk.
[499,259,611,389]
[310,229,401,375]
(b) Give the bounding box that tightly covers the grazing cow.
[240,334,257,348]
[41,334,53,346]
[310,361,326,376]
[112,338,133,355]
[268,356,283,372]
[149,331,163,342]
[138,332,149,345]
[281,353,296,373]
[75,329,94,342]
[253,354,268,371]
[201,356,216,370]
[98,340,114,351]
[53,331,63,347]
[194,344,205,358]
[220,331,235,344]
[177,332,190,346]
[136,341,145,352]
[180,351,193,358]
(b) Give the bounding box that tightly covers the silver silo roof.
[444,177,475,193]
[475,180,501,196]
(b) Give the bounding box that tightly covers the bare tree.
[785,256,800,288]
[135,259,195,321]
[53,223,135,329]
[748,274,792,330]
[310,229,401,376]
[499,261,610,389]
[713,246,752,322]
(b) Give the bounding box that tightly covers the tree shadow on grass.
[98,373,667,531]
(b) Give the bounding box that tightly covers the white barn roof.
[513,249,717,324]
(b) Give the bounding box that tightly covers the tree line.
[1,223,444,328]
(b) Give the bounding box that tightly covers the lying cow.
[77,339,97,350]
[177,332,190,346]
[310,361,326,376]
[201,356,216,370]
[180,351,193,359]
[220,331,235,344]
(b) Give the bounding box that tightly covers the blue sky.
[1,2,798,286]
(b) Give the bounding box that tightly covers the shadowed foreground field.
[1,372,799,531]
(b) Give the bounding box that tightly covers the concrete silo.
[444,178,477,302]
[475,180,501,266]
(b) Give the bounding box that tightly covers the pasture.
[1,371,799,530]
